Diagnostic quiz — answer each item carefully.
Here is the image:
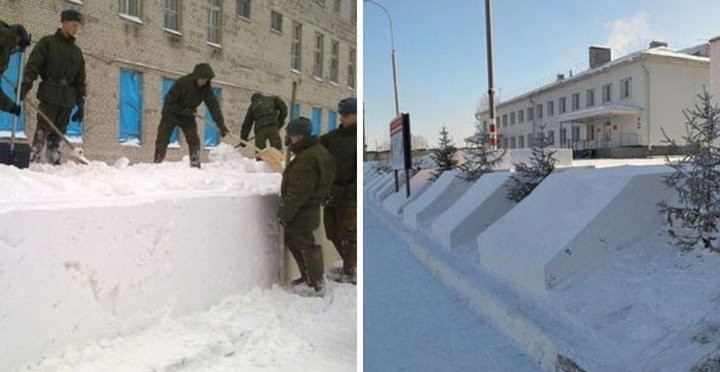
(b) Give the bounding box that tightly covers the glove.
[19,82,32,101]
[182,108,196,117]
[218,125,229,138]
[71,101,84,123]
[8,103,21,116]
[235,141,246,149]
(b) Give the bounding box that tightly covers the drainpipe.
[640,57,651,151]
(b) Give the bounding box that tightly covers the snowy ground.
[26,283,357,372]
[0,143,280,207]
[364,203,539,372]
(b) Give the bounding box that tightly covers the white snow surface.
[381,168,434,214]
[27,283,356,372]
[0,143,280,207]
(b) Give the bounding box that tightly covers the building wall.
[487,53,708,150]
[711,37,720,102]
[1,0,357,163]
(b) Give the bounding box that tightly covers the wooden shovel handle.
[193,113,265,154]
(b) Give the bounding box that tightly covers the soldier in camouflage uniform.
[321,97,357,284]
[279,117,336,296]
[20,10,85,165]
[240,93,288,150]
[154,63,228,168]
[0,21,30,116]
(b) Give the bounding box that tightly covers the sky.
[363,0,720,150]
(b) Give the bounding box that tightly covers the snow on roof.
[480,46,710,114]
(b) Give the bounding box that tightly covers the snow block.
[381,169,434,215]
[492,148,573,170]
[431,171,515,253]
[477,166,671,296]
[403,170,473,229]
[367,173,394,201]
[1,194,282,371]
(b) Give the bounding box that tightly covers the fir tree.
[506,128,557,202]
[430,124,459,180]
[657,87,720,253]
[458,122,505,182]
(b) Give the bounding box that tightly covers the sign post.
[389,113,412,197]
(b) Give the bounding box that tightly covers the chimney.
[556,73,565,81]
[589,46,612,69]
[649,41,668,49]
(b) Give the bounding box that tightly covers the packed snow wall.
[0,193,282,370]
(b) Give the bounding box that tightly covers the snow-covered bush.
[506,128,557,202]
[458,124,505,182]
[430,125,458,180]
[657,87,720,252]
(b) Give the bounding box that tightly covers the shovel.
[194,113,284,173]
[1,74,90,165]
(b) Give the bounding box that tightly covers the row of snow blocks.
[403,170,474,229]
[476,165,672,296]
[431,171,516,254]
[381,169,435,215]
[0,194,282,370]
[367,172,394,201]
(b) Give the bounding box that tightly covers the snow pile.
[381,168,434,214]
[26,283,357,372]
[402,170,473,229]
[0,143,280,207]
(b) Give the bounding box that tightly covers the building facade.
[478,43,709,156]
[0,0,357,163]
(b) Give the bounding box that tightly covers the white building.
[478,42,710,157]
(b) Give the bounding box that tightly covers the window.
[602,83,612,103]
[527,134,533,147]
[161,78,180,146]
[164,0,180,32]
[119,70,142,145]
[313,32,325,79]
[510,137,516,149]
[518,135,525,148]
[547,100,554,117]
[502,114,508,127]
[204,88,222,148]
[559,97,566,114]
[518,109,524,123]
[291,22,302,71]
[560,128,567,145]
[207,0,222,45]
[0,53,25,134]
[510,112,516,125]
[119,0,141,18]
[236,0,251,19]
[571,92,580,111]
[328,110,337,131]
[586,124,595,141]
[586,88,595,107]
[351,0,357,23]
[502,138,508,148]
[333,0,342,13]
[347,47,356,88]
[291,103,301,119]
[311,107,322,134]
[621,78,632,99]
[329,40,340,83]
[536,104,543,119]
[271,10,282,33]
[547,130,555,145]
[527,107,534,121]
[572,126,580,142]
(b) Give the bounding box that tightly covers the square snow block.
[0,141,31,169]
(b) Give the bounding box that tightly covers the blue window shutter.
[161,78,179,144]
[311,107,322,135]
[0,52,24,135]
[66,105,82,137]
[204,87,221,147]
[118,70,142,143]
[327,110,337,131]
[291,103,300,120]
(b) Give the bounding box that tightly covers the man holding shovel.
[154,63,229,168]
[279,117,336,296]
[239,93,287,150]
[0,22,31,115]
[20,9,86,165]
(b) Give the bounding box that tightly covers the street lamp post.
[365,0,404,193]
[484,0,497,149]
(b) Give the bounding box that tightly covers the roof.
[556,103,643,123]
[480,46,710,115]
